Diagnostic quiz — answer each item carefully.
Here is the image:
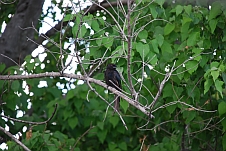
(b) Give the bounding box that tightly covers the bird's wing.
[114,70,121,89]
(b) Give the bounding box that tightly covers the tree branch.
[126,0,136,96]
[0,72,150,116]
[1,104,58,125]
[36,0,130,46]
[0,126,31,151]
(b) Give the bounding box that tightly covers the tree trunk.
[0,0,44,68]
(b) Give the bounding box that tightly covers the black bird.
[104,64,121,113]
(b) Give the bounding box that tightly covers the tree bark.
[0,0,44,68]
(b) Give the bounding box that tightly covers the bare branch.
[0,104,58,125]
[0,72,151,116]
[71,124,95,151]
[36,0,130,45]
[0,126,31,151]
[126,0,136,97]
[1,54,21,67]
[86,81,128,130]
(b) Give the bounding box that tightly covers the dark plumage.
[104,63,121,113]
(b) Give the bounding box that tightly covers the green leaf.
[183,110,196,124]
[192,48,203,61]
[138,30,148,39]
[91,19,99,31]
[210,61,219,68]
[209,19,218,33]
[175,5,183,16]
[223,133,226,150]
[97,122,104,130]
[221,118,226,132]
[181,22,190,39]
[209,1,222,20]
[6,93,17,110]
[82,53,90,69]
[184,5,192,15]
[140,39,147,43]
[66,90,75,100]
[53,131,68,142]
[111,45,124,63]
[63,14,76,21]
[118,142,127,150]
[83,14,93,27]
[136,42,150,58]
[97,130,107,143]
[78,25,87,38]
[102,37,114,48]
[108,142,117,150]
[68,117,78,129]
[204,79,213,94]
[155,0,165,7]
[185,60,198,74]
[215,79,224,98]
[109,116,119,128]
[192,48,203,54]
[182,16,192,25]
[151,39,159,53]
[72,16,81,38]
[222,73,226,84]
[74,148,80,151]
[166,103,177,114]
[63,109,73,120]
[74,99,83,111]
[149,5,158,18]
[164,23,175,35]
[120,100,128,113]
[211,70,219,81]
[161,41,172,53]
[156,34,164,47]
[219,64,225,71]
[96,37,102,46]
[187,32,199,46]
[11,80,20,92]
[148,51,158,65]
[223,35,226,42]
[218,101,226,116]
[163,84,173,98]
[0,63,6,73]
[24,55,32,62]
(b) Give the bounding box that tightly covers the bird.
[104,63,121,113]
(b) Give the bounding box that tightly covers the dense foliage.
[1,0,226,150]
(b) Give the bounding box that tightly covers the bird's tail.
[113,95,120,114]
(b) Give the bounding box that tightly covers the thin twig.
[86,81,128,130]
[126,0,136,97]
[1,54,20,67]
[58,4,69,73]
[71,125,95,151]
[148,61,176,111]
[1,104,58,125]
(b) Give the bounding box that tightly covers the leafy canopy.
[1,0,226,151]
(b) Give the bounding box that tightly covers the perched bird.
[104,63,121,113]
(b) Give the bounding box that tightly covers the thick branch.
[0,72,150,115]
